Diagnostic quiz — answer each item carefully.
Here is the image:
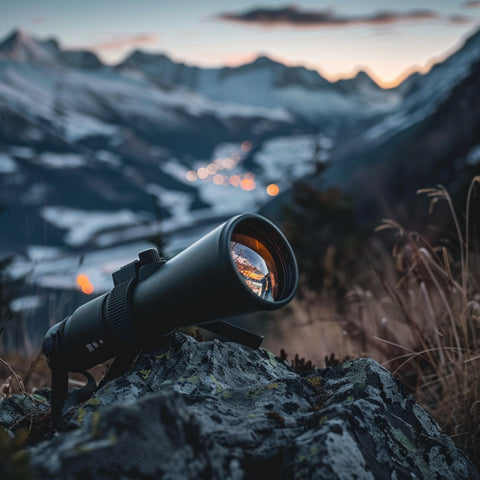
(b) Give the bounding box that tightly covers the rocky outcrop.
[1,331,478,479]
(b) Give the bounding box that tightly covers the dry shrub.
[267,177,480,461]
[373,178,480,460]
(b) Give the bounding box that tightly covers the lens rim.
[221,213,298,308]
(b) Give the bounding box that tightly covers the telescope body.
[43,214,298,372]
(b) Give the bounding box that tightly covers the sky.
[1,1,480,87]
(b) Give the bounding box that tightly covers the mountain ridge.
[0,28,384,99]
[0,29,103,69]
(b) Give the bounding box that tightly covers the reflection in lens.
[230,240,275,301]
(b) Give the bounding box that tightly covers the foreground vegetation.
[272,176,480,462]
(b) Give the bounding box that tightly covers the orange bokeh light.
[241,178,256,191]
[76,273,94,294]
[266,184,280,196]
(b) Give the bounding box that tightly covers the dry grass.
[267,176,480,462]
[0,351,51,396]
[374,178,480,461]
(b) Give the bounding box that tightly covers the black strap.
[49,320,69,430]
[98,347,142,389]
[62,370,98,412]
[203,320,264,349]
[50,365,69,429]
[50,368,98,430]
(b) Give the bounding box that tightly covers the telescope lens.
[230,234,278,301]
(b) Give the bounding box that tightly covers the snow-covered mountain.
[319,27,480,224]
[1,26,480,259]
[363,28,480,143]
[0,28,400,255]
[118,51,399,122]
[0,30,294,147]
[0,29,102,69]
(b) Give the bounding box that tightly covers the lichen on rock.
[1,331,478,479]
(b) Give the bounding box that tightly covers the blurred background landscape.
[1,0,480,459]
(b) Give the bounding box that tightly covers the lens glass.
[230,233,279,300]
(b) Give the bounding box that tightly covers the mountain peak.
[354,70,371,80]
[253,54,275,63]
[333,69,384,95]
[118,49,176,71]
[249,55,281,68]
[0,29,103,69]
[0,28,34,50]
[0,28,60,63]
[353,70,380,88]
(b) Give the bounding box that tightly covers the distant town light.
[76,273,94,295]
[241,141,252,152]
[223,158,235,169]
[197,167,208,179]
[241,178,256,191]
[230,175,241,187]
[266,184,280,196]
[207,163,218,175]
[186,170,197,182]
[213,174,224,185]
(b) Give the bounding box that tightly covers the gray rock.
[2,331,478,479]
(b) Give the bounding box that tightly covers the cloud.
[462,1,480,8]
[89,33,159,52]
[216,6,471,28]
[30,17,46,24]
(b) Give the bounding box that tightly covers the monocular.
[42,213,298,425]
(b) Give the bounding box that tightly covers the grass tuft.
[373,178,480,460]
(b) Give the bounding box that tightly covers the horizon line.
[1,25,478,90]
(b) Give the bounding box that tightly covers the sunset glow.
[3,2,477,88]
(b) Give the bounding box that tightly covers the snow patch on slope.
[146,183,194,225]
[0,153,17,173]
[38,152,86,168]
[40,206,148,246]
[254,135,321,184]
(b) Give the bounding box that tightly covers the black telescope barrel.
[132,214,297,343]
[43,213,298,371]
